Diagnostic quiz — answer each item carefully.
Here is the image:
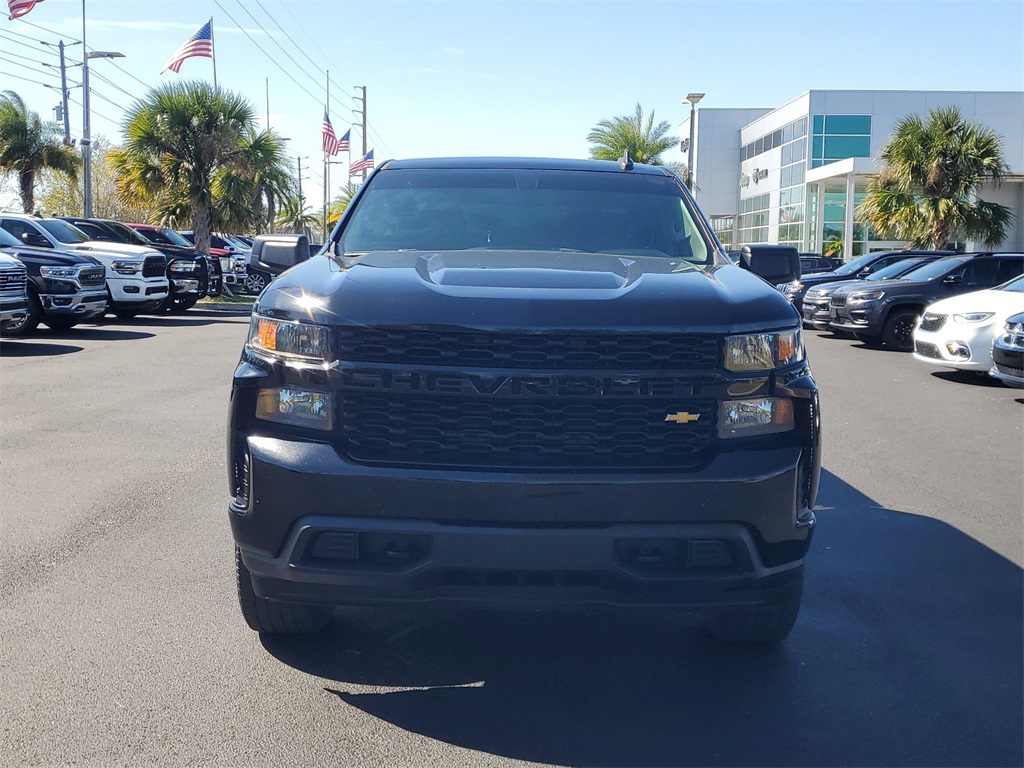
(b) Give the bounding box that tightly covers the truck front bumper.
[0,296,28,323]
[231,436,815,608]
[40,290,107,318]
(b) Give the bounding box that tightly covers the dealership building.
[680,90,1024,257]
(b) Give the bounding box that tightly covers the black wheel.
[236,547,333,634]
[244,270,268,295]
[853,332,882,346]
[44,316,79,331]
[882,308,920,351]
[704,567,804,644]
[0,291,42,337]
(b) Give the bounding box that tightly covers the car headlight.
[718,398,794,438]
[847,290,884,303]
[111,260,143,275]
[725,329,803,371]
[780,281,803,295]
[39,266,79,278]
[169,259,199,273]
[248,314,331,362]
[952,312,994,324]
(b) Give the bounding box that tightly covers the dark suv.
[780,250,955,314]
[829,252,1024,350]
[227,157,822,645]
[60,217,209,311]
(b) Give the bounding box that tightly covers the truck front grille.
[142,255,166,278]
[335,327,719,371]
[338,393,715,471]
[0,267,27,296]
[79,267,106,286]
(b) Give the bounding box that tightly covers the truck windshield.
[106,221,152,246]
[340,168,711,263]
[39,219,91,244]
[0,228,20,247]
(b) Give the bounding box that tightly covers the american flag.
[322,112,340,155]
[350,150,374,175]
[338,129,350,152]
[8,0,44,19]
[161,20,214,74]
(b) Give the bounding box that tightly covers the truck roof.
[383,157,674,175]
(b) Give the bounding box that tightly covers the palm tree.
[327,182,361,226]
[0,91,80,212]
[111,81,256,256]
[587,103,677,166]
[234,128,293,234]
[275,194,319,237]
[858,106,1013,250]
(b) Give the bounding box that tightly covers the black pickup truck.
[60,217,210,311]
[228,157,821,645]
[0,226,106,335]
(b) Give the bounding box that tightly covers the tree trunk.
[19,170,34,213]
[192,198,213,257]
[267,192,276,234]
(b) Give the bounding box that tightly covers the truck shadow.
[0,340,83,356]
[33,328,154,342]
[261,470,1023,767]
[929,370,1006,388]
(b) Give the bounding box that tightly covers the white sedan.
[913,274,1024,372]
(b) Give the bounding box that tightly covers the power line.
[0,31,61,58]
[0,67,60,90]
[0,53,61,80]
[0,48,63,71]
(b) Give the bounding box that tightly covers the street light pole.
[82,49,125,217]
[684,92,704,192]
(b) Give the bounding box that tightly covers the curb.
[198,302,255,315]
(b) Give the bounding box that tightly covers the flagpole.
[323,70,330,243]
[210,17,218,90]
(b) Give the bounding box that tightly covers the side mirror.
[738,244,800,286]
[943,274,962,285]
[857,269,872,278]
[22,232,51,248]
[250,234,310,277]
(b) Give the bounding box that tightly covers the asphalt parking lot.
[1,314,1021,767]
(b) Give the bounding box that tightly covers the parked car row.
[778,249,1024,385]
[0,211,253,337]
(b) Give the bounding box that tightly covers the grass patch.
[200,293,256,305]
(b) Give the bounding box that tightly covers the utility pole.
[58,41,71,145]
[323,70,330,244]
[82,1,92,216]
[353,86,367,179]
[297,157,303,208]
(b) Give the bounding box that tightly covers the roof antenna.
[618,149,633,171]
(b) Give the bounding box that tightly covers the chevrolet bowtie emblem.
[665,412,700,424]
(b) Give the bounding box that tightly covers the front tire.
[171,295,199,312]
[113,308,139,320]
[244,270,269,295]
[882,308,920,351]
[704,567,804,644]
[0,291,42,337]
[236,547,333,634]
[44,316,79,331]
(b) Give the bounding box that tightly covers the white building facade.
[680,90,1024,257]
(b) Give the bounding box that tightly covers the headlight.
[169,259,199,273]
[718,398,794,439]
[248,314,331,362]
[725,329,803,371]
[40,266,79,278]
[256,388,333,431]
[111,260,143,275]
[807,287,835,299]
[847,290,884,303]
[952,312,994,324]
[780,282,803,295]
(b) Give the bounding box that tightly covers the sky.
[1,0,1022,216]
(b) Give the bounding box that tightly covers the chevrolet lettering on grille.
[341,369,706,398]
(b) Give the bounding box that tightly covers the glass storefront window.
[824,135,871,159]
[824,115,871,135]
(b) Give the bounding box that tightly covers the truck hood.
[258,250,800,334]
[0,243,102,267]
[71,242,162,260]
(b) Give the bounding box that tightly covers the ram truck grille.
[79,267,106,286]
[142,255,166,278]
[0,267,27,295]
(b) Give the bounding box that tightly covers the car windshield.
[898,256,972,281]
[830,253,879,276]
[39,219,91,243]
[864,258,930,281]
[340,168,710,263]
[105,221,152,246]
[224,235,250,250]
[996,273,1024,293]
[0,227,20,247]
